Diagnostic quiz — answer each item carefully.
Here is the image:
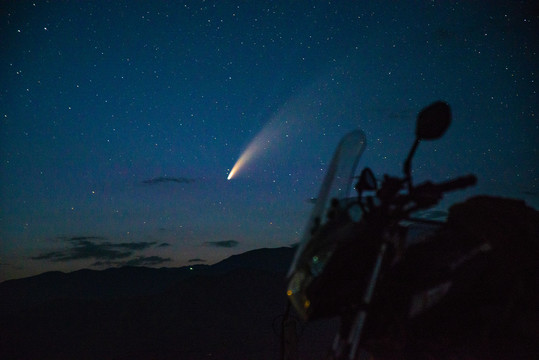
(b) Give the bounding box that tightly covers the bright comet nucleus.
[227,141,263,180]
[227,120,283,180]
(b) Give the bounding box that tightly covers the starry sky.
[1,1,537,282]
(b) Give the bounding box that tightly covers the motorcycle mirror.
[416,101,451,140]
[356,167,377,192]
[404,101,452,182]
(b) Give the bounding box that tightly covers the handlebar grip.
[437,174,477,192]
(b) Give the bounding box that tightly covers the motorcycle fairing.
[287,130,366,319]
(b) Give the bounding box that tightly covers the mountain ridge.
[0,246,338,359]
[0,247,295,312]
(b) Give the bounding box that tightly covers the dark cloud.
[92,256,171,267]
[204,240,239,248]
[32,240,131,262]
[124,256,171,266]
[32,238,160,263]
[157,243,171,248]
[68,236,106,241]
[142,176,196,185]
[92,260,113,267]
[188,258,206,263]
[115,242,156,250]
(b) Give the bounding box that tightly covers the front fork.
[328,242,389,360]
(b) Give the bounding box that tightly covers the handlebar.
[361,174,477,216]
[394,174,477,212]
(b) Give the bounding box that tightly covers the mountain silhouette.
[2,196,539,359]
[0,247,337,359]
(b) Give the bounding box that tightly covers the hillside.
[0,247,337,359]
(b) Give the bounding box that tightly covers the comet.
[227,75,330,180]
[227,144,259,180]
[227,115,284,180]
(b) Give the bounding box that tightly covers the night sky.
[1,1,537,282]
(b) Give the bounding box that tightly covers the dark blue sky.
[1,1,537,281]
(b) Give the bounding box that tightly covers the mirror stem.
[403,139,420,183]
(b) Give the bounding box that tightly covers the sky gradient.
[1,1,537,282]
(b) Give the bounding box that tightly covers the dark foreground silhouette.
[1,195,538,360]
[0,247,337,360]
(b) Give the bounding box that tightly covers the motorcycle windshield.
[287,130,366,278]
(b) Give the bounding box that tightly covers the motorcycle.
[285,101,539,359]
